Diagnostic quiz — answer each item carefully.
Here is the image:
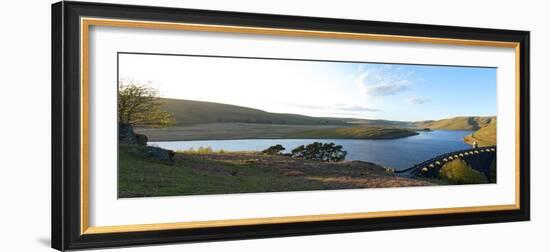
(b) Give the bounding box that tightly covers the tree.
[118,80,175,128]
[291,142,347,162]
[321,142,347,162]
[262,144,286,155]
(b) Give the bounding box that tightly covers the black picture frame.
[52,1,530,251]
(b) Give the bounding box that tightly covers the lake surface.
[149,130,473,170]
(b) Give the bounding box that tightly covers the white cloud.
[353,65,415,96]
[409,96,431,105]
[334,104,380,112]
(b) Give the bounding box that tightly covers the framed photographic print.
[52,1,530,250]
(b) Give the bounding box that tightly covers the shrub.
[262,144,286,155]
[197,146,213,154]
[439,158,487,184]
[179,146,214,154]
[291,142,347,162]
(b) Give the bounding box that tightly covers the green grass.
[287,126,419,139]
[439,158,488,184]
[414,116,496,130]
[118,145,326,198]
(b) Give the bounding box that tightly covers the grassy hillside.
[137,123,418,141]
[414,116,496,130]
[161,98,348,126]
[439,158,488,184]
[287,126,419,139]
[345,118,411,127]
[149,98,497,141]
[137,123,338,141]
[464,122,497,146]
[118,145,327,197]
[160,98,493,131]
[118,145,432,198]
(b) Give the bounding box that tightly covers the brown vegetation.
[176,152,434,190]
[414,116,495,130]
[464,123,497,146]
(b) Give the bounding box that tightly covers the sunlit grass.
[287,126,418,139]
[176,146,257,155]
[439,158,487,184]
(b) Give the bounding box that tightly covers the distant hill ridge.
[161,98,348,127]
[161,98,495,130]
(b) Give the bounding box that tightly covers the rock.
[119,122,174,164]
[135,133,148,146]
[119,123,138,144]
[119,123,149,146]
[143,146,175,165]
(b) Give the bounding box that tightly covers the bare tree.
[118,80,175,128]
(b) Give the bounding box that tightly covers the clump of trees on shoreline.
[261,144,286,155]
[262,142,347,162]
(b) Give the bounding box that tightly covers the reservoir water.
[149,130,473,170]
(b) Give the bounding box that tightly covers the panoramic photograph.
[117,53,497,198]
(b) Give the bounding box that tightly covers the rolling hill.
[413,116,496,130]
[158,98,496,134]
[464,120,497,146]
[343,118,411,127]
[161,98,349,126]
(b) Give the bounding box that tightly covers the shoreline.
[135,123,419,142]
[146,134,420,142]
[143,130,473,142]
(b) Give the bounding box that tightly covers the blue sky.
[338,62,497,121]
[119,54,496,122]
